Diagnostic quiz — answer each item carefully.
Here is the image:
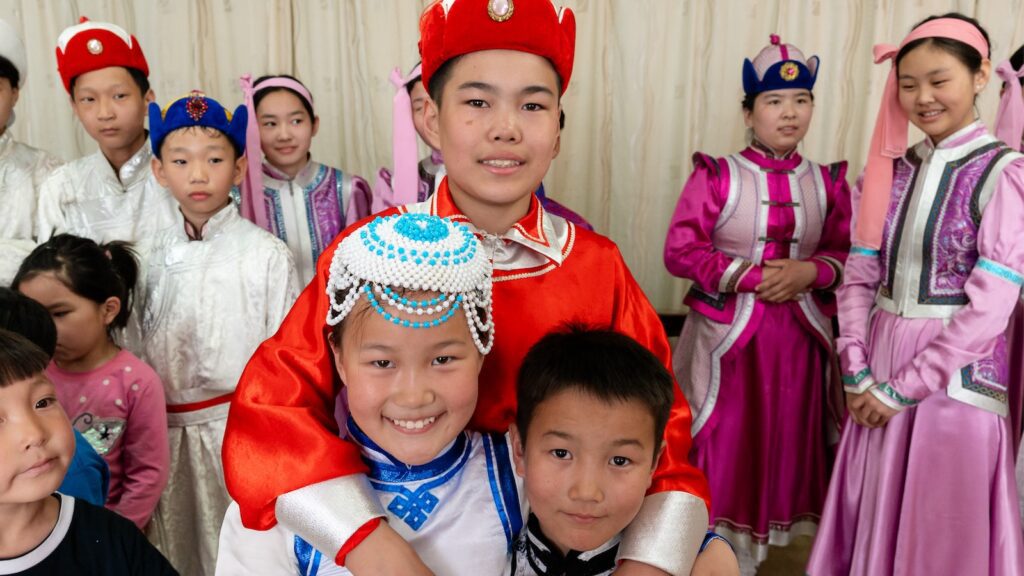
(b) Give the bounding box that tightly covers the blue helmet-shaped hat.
[149,90,247,158]
[742,34,819,97]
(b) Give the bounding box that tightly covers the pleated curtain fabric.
[1,0,1022,310]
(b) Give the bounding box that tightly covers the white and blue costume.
[216,418,523,576]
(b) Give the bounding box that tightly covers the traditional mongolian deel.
[142,92,299,576]
[665,32,849,566]
[224,2,711,574]
[35,138,177,247]
[665,146,850,563]
[237,74,373,283]
[217,421,522,576]
[808,122,1024,575]
[37,18,176,249]
[142,205,299,576]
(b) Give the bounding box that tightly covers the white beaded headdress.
[326,213,494,354]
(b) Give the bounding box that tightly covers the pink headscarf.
[857,18,989,249]
[237,74,315,232]
[995,58,1024,152]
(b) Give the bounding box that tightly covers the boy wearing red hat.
[224,2,731,574]
[35,18,176,245]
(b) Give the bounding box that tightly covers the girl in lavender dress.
[237,74,373,284]
[664,35,851,575]
[807,13,1024,575]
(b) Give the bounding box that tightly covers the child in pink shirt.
[14,234,169,530]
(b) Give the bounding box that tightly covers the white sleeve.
[216,501,298,576]
[35,169,69,241]
[264,240,301,336]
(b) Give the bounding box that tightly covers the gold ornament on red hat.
[488,0,514,22]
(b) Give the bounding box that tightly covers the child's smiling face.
[331,296,483,466]
[424,49,561,225]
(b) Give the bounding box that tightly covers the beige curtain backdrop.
[1,0,1023,311]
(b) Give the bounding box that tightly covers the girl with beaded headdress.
[664,34,851,574]
[216,213,517,575]
[807,14,1024,574]
[224,1,720,574]
[237,74,374,284]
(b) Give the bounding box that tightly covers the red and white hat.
[55,17,148,93]
[419,0,575,95]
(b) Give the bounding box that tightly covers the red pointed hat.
[55,17,149,93]
[419,0,576,95]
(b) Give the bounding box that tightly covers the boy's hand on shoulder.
[690,539,739,576]
[345,522,434,576]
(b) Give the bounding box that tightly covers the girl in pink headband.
[238,74,373,284]
[808,13,1024,574]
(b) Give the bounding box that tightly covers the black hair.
[0,329,49,388]
[404,61,423,95]
[896,13,990,73]
[741,90,815,112]
[160,125,243,161]
[253,74,315,119]
[427,55,564,107]
[1010,43,1024,88]
[12,234,139,333]
[69,66,149,98]
[0,55,19,89]
[0,288,57,357]
[515,325,674,457]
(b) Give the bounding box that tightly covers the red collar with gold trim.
[403,178,572,274]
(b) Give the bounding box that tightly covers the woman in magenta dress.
[664,35,851,574]
[807,14,1024,575]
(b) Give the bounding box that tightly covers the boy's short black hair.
[69,66,149,99]
[515,325,674,456]
[427,55,564,107]
[0,329,49,389]
[0,56,19,89]
[0,288,57,357]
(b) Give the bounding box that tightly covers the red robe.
[223,180,711,564]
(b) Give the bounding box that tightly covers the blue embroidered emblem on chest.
[366,435,473,532]
[386,487,440,530]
